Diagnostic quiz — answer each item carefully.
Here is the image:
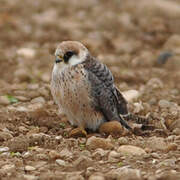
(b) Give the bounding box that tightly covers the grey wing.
[84,57,131,130]
[113,87,128,115]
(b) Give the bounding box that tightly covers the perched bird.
[51,41,132,133]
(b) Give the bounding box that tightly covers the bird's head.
[54,41,89,67]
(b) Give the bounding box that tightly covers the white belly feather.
[51,64,105,131]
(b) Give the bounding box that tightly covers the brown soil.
[0,0,180,179]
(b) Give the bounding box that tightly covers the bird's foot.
[69,127,87,138]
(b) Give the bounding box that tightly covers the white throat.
[68,55,83,66]
[69,50,87,66]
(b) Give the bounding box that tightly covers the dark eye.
[63,51,75,63]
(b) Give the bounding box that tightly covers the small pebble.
[122,90,140,102]
[14,69,31,82]
[25,165,36,171]
[158,99,171,108]
[17,48,35,58]
[157,51,173,65]
[23,152,31,158]
[165,143,178,152]
[118,137,128,145]
[92,148,108,159]
[1,164,15,173]
[56,159,66,166]
[31,97,46,104]
[0,147,9,153]
[23,175,38,180]
[133,102,144,113]
[15,96,29,101]
[0,96,10,105]
[19,126,28,133]
[173,128,180,135]
[49,150,61,159]
[146,137,167,151]
[60,148,73,159]
[0,132,13,141]
[108,151,120,162]
[146,78,164,89]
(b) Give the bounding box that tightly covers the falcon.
[51,41,132,134]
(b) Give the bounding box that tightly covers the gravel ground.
[0,0,180,179]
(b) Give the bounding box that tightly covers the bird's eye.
[63,51,75,63]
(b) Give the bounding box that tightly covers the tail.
[118,114,132,131]
[122,113,149,125]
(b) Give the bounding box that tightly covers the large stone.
[86,136,113,150]
[106,167,142,180]
[66,174,84,180]
[118,145,146,156]
[6,135,29,152]
[89,173,105,180]
[1,164,16,174]
[154,171,180,180]
[0,132,13,141]
[158,99,171,108]
[145,137,167,151]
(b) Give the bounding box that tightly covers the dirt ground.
[0,0,180,179]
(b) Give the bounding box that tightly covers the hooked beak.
[55,57,63,64]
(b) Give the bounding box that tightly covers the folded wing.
[83,56,131,130]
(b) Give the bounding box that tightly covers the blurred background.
[0,0,180,119]
[1,0,180,114]
[1,0,180,86]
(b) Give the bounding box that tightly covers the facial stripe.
[63,51,76,63]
